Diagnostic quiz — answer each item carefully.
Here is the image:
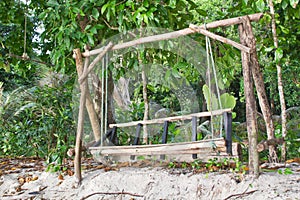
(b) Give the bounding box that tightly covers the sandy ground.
[1,162,300,200]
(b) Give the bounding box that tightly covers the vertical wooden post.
[110,126,118,145]
[242,16,277,163]
[238,18,259,177]
[131,123,142,160]
[73,48,88,184]
[160,121,169,160]
[191,116,198,159]
[223,112,232,155]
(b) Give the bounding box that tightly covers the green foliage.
[202,84,236,111]
[0,82,75,164]
[278,168,293,175]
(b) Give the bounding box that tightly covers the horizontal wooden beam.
[82,13,263,57]
[197,13,263,29]
[90,138,226,156]
[109,108,231,128]
[90,139,241,158]
[189,25,251,53]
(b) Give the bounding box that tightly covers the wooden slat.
[109,108,231,128]
[90,138,225,156]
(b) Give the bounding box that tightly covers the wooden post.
[241,16,278,163]
[223,112,232,155]
[73,48,88,184]
[238,19,259,177]
[131,123,142,160]
[160,121,169,160]
[191,116,198,159]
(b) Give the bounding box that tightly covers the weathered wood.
[74,47,101,142]
[109,109,231,128]
[90,138,226,156]
[90,139,241,163]
[189,24,251,53]
[238,21,259,177]
[242,16,278,163]
[82,13,263,57]
[257,138,284,152]
[160,121,169,160]
[73,48,87,184]
[78,42,114,84]
[224,112,233,155]
[191,116,198,159]
[269,0,287,162]
[197,13,263,29]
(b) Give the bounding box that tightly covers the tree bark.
[241,16,278,163]
[268,0,287,162]
[82,13,264,57]
[73,48,87,184]
[238,22,259,177]
[137,50,149,144]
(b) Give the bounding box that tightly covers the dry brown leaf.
[286,158,300,164]
[58,174,64,180]
[25,176,32,182]
[18,177,25,184]
[67,169,74,176]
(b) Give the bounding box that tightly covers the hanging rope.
[100,53,109,146]
[205,36,214,138]
[101,57,105,146]
[22,0,29,60]
[205,36,224,138]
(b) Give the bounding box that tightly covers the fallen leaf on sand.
[58,174,64,180]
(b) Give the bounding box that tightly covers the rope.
[205,36,224,138]
[207,37,223,137]
[101,56,105,146]
[22,0,28,59]
[206,36,214,138]
[104,53,108,139]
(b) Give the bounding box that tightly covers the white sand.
[1,165,299,200]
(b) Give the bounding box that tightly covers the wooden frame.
[73,13,265,183]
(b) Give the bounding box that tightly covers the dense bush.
[0,81,75,164]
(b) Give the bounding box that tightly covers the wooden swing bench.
[89,108,241,163]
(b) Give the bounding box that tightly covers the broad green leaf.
[196,9,208,17]
[282,0,289,9]
[202,85,219,111]
[90,26,97,34]
[243,0,249,5]
[101,3,109,14]
[92,8,99,19]
[143,14,149,24]
[290,0,299,8]
[275,47,283,62]
[220,93,236,109]
[94,24,105,29]
[47,0,59,7]
[84,25,91,31]
[264,47,274,52]
[38,12,47,19]
[87,34,94,46]
[255,0,265,12]
[279,25,290,34]
[172,68,181,78]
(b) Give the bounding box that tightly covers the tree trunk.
[73,48,87,184]
[92,71,116,132]
[238,22,259,177]
[268,0,287,162]
[138,50,149,144]
[241,16,278,163]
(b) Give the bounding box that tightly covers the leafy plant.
[0,79,75,166]
[278,168,293,175]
